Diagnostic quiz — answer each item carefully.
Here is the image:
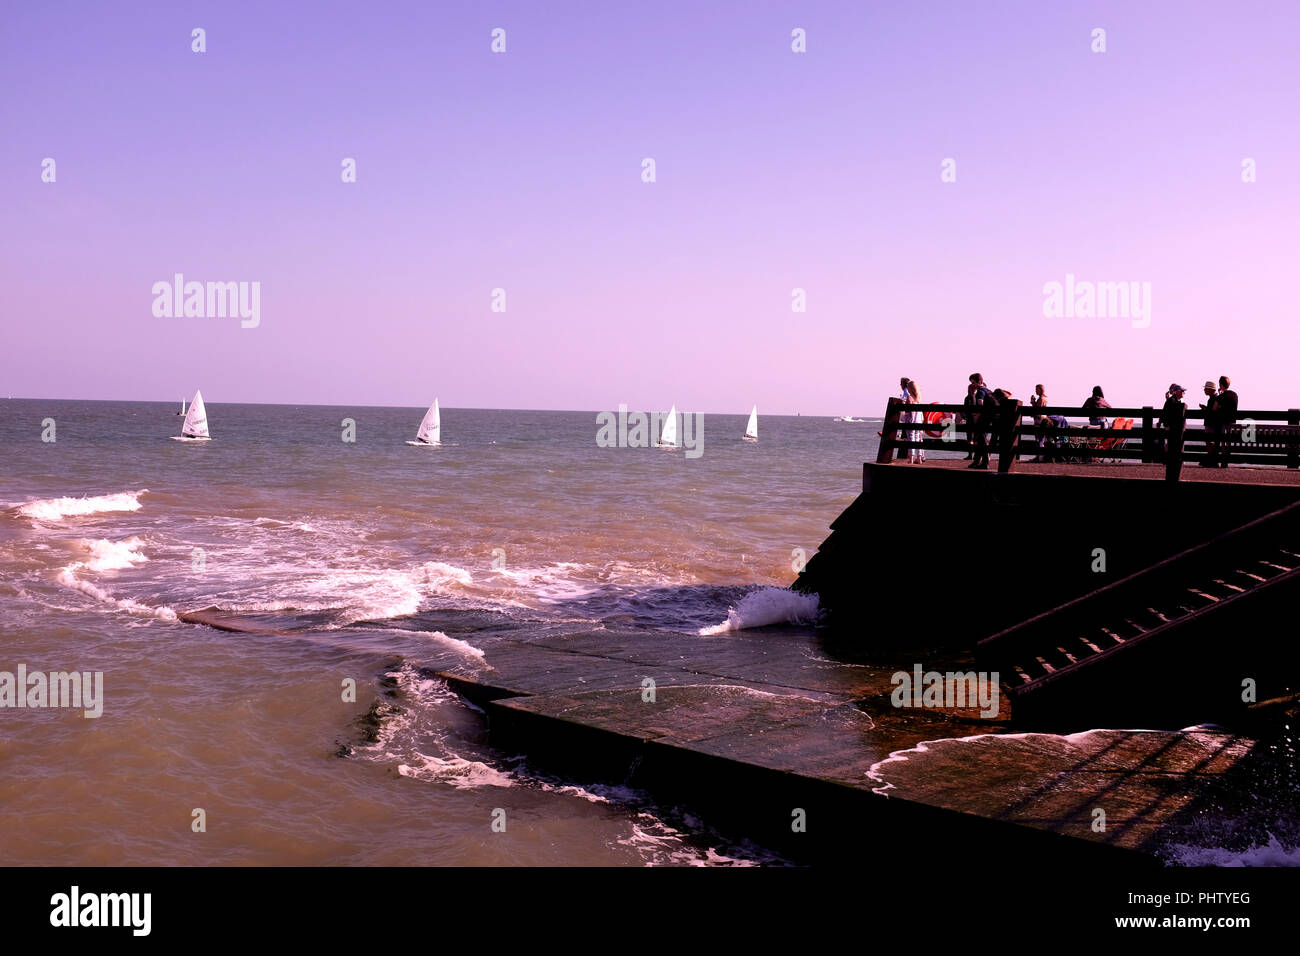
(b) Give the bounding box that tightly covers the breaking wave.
[55,567,177,622]
[699,587,821,635]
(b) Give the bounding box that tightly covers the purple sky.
[3,1,1298,414]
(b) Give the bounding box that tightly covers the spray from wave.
[1164,833,1300,867]
[699,587,821,635]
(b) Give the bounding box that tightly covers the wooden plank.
[1290,410,1299,470]
[996,399,1023,473]
[876,396,904,464]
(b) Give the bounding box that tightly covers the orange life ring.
[923,403,952,438]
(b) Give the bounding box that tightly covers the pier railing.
[877,397,1300,480]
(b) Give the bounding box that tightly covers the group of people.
[897,373,1008,468]
[1162,377,1240,467]
[894,374,1241,468]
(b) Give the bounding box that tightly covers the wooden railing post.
[996,400,1023,473]
[1289,409,1299,470]
[1165,403,1185,482]
[876,397,904,464]
[1141,406,1154,463]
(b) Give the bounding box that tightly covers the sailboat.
[177,396,186,416]
[743,404,758,442]
[172,389,210,441]
[657,404,680,448]
[406,399,441,446]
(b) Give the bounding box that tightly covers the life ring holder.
[923,403,952,439]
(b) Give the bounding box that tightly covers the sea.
[2,399,1296,866]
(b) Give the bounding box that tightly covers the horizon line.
[0,396,845,418]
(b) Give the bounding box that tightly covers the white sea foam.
[416,561,474,587]
[490,560,695,605]
[362,665,515,789]
[396,756,516,789]
[252,517,317,533]
[863,728,1242,797]
[219,561,476,625]
[698,587,822,635]
[16,490,147,522]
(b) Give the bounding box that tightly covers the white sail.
[414,399,441,444]
[179,396,186,414]
[659,405,679,446]
[181,389,209,438]
[744,404,758,440]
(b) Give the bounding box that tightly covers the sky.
[2,1,1299,415]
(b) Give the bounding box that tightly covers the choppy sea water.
[0,400,875,865]
[1,399,1295,865]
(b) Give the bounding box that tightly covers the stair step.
[1107,619,1145,640]
[1055,645,1084,666]
[1230,569,1269,584]
[1079,636,1107,654]
[1209,578,1248,594]
[1130,608,1168,629]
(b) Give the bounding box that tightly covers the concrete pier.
[428,625,1262,865]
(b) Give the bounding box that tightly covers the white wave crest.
[55,567,177,621]
[72,536,149,572]
[416,561,474,587]
[16,490,147,522]
[699,587,822,635]
[371,627,487,661]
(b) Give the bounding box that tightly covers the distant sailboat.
[657,405,679,448]
[743,405,758,442]
[172,389,210,441]
[177,396,186,416]
[406,399,441,446]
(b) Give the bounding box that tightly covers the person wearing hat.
[1199,380,1222,466]
[1159,384,1187,463]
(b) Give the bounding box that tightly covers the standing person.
[968,373,996,469]
[1083,386,1112,428]
[1215,375,1239,467]
[904,379,925,463]
[1198,381,1221,467]
[896,376,912,461]
[1158,384,1186,463]
[961,380,977,459]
